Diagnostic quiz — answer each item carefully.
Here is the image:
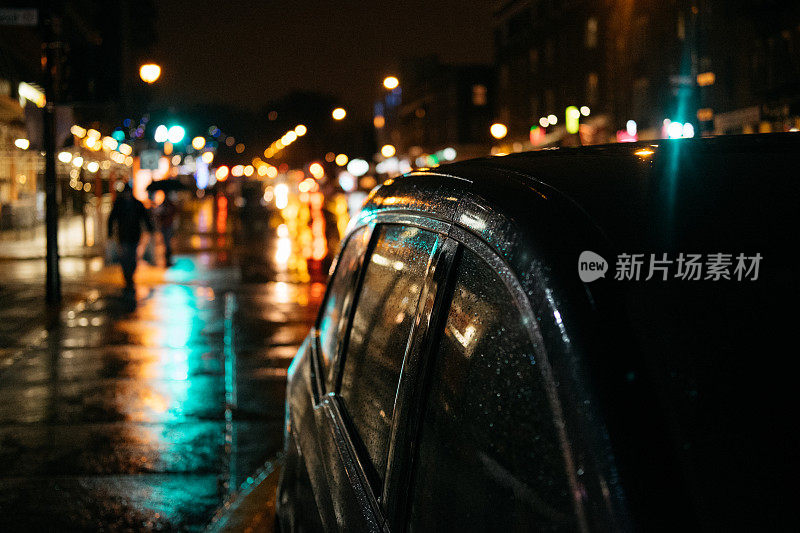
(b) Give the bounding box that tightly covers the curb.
[205,454,284,533]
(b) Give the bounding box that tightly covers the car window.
[409,248,576,532]
[339,225,438,490]
[317,226,370,377]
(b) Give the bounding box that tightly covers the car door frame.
[289,221,376,531]
[308,212,454,530]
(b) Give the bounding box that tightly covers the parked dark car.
[276,134,798,532]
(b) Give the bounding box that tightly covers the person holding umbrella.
[107,183,154,292]
[146,179,186,267]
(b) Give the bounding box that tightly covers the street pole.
[42,9,61,304]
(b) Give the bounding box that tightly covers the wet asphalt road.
[0,198,325,531]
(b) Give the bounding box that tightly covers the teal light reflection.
[132,282,228,524]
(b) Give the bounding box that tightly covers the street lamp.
[332,107,346,120]
[381,144,396,158]
[139,63,161,84]
[490,123,508,139]
[383,76,399,90]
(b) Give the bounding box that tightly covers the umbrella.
[146,179,189,193]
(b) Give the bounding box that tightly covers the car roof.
[359,133,799,256]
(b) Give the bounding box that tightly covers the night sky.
[154,1,494,119]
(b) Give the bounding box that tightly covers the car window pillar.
[316,221,377,399]
[383,236,461,527]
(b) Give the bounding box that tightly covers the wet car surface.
[277,134,799,531]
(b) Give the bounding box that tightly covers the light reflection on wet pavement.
[0,199,326,531]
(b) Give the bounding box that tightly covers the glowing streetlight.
[294,124,307,136]
[490,123,508,139]
[332,107,346,120]
[309,162,325,179]
[383,76,399,90]
[347,159,369,177]
[139,63,161,84]
[14,138,30,150]
[192,136,206,150]
[335,154,349,166]
[381,144,396,158]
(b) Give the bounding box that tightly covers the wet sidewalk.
[0,203,325,531]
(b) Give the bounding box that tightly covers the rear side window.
[340,225,438,489]
[409,248,576,531]
[317,227,370,375]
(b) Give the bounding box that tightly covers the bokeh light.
[490,123,508,139]
[139,63,161,83]
[383,76,399,89]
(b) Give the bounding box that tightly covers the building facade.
[491,0,800,148]
[0,2,157,231]
[375,56,495,170]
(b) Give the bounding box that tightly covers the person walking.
[154,192,178,267]
[107,183,153,292]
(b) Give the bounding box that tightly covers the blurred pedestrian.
[154,192,178,266]
[107,183,153,292]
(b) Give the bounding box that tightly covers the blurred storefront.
[0,83,133,253]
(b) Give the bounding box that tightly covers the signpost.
[140,149,161,170]
[0,8,38,26]
[41,10,61,304]
[3,8,62,304]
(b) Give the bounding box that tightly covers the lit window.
[586,17,598,49]
[472,85,487,106]
[586,73,599,106]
